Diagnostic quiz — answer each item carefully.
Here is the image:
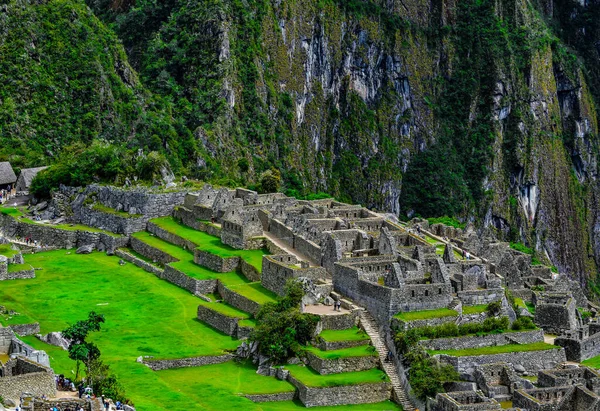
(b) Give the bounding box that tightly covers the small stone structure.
[429,390,502,411]
[513,366,600,411]
[15,167,48,192]
[0,357,55,401]
[534,292,579,334]
[555,320,600,362]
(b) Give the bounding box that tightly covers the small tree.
[62,311,105,381]
[259,169,281,193]
[251,281,319,364]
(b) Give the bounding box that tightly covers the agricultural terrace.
[0,250,398,411]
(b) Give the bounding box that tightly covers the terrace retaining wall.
[304,351,378,375]
[218,283,262,316]
[142,354,234,371]
[0,213,128,253]
[288,374,391,407]
[197,305,241,336]
[115,249,163,276]
[240,259,261,282]
[0,266,35,280]
[147,221,196,252]
[418,330,544,351]
[316,338,370,351]
[10,323,40,336]
[436,347,567,373]
[0,372,55,402]
[194,249,239,272]
[130,236,177,265]
[244,392,296,403]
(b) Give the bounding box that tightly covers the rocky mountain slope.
[1,0,600,289]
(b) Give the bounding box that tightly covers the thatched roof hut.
[15,166,48,191]
[0,162,17,188]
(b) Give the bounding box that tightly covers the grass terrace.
[0,207,122,237]
[92,203,143,218]
[319,327,369,343]
[462,305,488,315]
[0,310,35,326]
[132,231,227,281]
[7,263,32,273]
[395,307,458,321]
[304,345,376,360]
[0,244,19,258]
[429,342,559,357]
[219,275,278,305]
[582,355,600,369]
[150,217,267,270]
[286,364,389,387]
[197,298,251,319]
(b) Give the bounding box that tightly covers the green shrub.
[511,317,535,331]
[251,280,319,364]
[486,301,502,317]
[426,216,466,229]
[510,242,534,255]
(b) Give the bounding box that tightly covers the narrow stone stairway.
[359,310,417,411]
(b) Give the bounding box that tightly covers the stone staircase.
[359,311,417,411]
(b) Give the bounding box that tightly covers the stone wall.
[318,311,359,330]
[33,398,95,411]
[304,351,378,375]
[163,266,216,295]
[534,295,578,334]
[390,315,458,331]
[115,249,163,276]
[262,255,328,296]
[240,259,261,282]
[197,305,240,336]
[294,235,323,265]
[173,207,222,237]
[436,347,567,373]
[316,337,370,351]
[9,323,40,336]
[418,330,544,351]
[74,206,147,236]
[457,288,504,306]
[0,265,35,280]
[265,239,287,255]
[142,354,233,371]
[0,358,55,401]
[288,374,391,407]
[555,330,600,362]
[244,392,296,403]
[0,213,128,252]
[130,237,177,265]
[194,249,239,272]
[269,219,294,248]
[218,283,261,315]
[147,221,196,251]
[9,338,50,367]
[74,184,190,218]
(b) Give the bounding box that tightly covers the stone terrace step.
[359,311,417,411]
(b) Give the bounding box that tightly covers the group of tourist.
[24,236,40,247]
[0,186,12,204]
[56,375,76,391]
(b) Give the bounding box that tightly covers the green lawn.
[304,345,376,360]
[157,360,295,396]
[0,207,121,237]
[319,327,369,343]
[395,308,458,321]
[150,217,268,270]
[0,250,251,410]
[1,311,35,326]
[462,305,487,315]
[429,342,559,357]
[582,355,600,369]
[0,244,19,258]
[287,364,388,387]
[132,231,223,280]
[220,275,278,305]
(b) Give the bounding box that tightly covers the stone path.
[263,232,318,266]
[303,304,350,315]
[359,310,416,411]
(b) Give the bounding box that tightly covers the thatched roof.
[0,162,17,186]
[16,166,48,190]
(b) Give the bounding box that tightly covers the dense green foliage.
[251,281,320,364]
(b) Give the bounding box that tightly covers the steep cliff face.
[2,0,600,288]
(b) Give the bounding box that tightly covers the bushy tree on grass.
[251,280,319,364]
